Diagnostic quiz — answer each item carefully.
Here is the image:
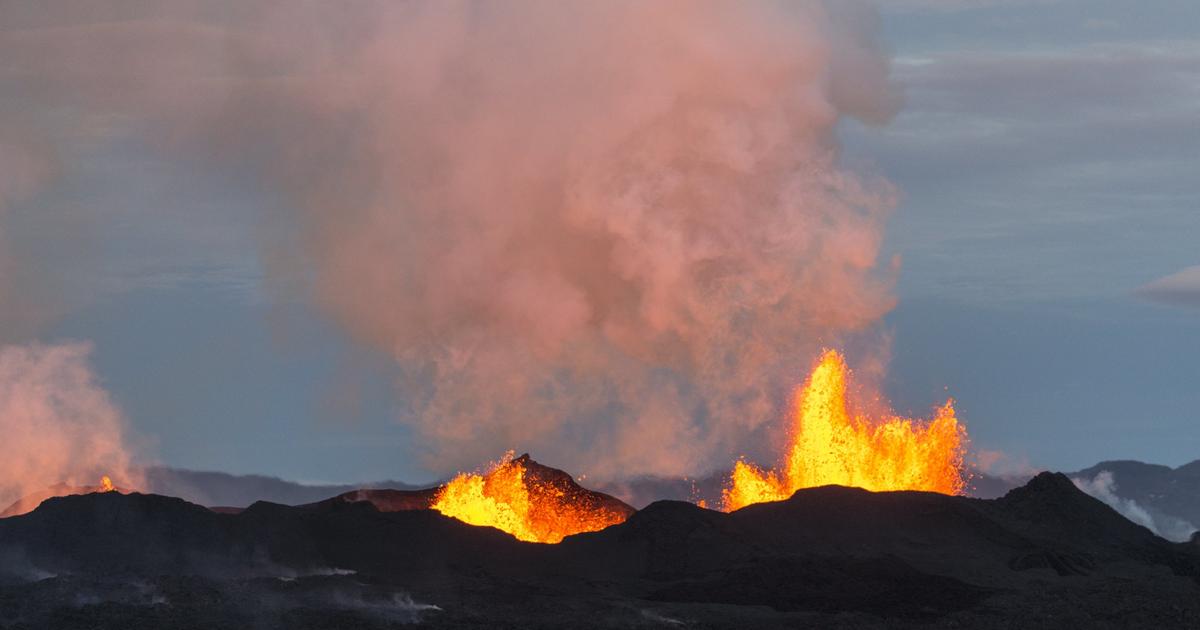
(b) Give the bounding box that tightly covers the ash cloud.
[0,1,901,479]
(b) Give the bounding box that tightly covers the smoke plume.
[1072,470,1198,542]
[0,343,140,509]
[1,1,900,478]
[0,134,141,510]
[0,104,140,511]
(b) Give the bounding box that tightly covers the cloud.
[1136,266,1200,307]
[876,42,1200,188]
[841,33,1200,305]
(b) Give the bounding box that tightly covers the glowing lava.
[431,453,629,543]
[723,349,967,511]
[99,476,115,492]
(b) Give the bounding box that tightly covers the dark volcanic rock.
[646,555,990,619]
[306,487,441,512]
[989,472,1162,550]
[555,500,758,580]
[1,472,1199,629]
[0,492,231,576]
[0,482,125,518]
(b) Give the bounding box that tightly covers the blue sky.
[7,0,1199,482]
[854,0,1200,472]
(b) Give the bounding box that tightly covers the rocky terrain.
[1,464,1198,629]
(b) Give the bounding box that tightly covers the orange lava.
[431,453,628,543]
[99,475,115,492]
[723,349,967,511]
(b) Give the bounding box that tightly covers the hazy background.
[2,0,1196,484]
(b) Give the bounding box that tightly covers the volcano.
[0,478,123,518]
[310,453,635,543]
[1,465,1198,628]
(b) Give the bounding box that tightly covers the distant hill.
[593,468,1027,509]
[1,472,1198,628]
[138,467,428,509]
[1069,459,1200,542]
[594,460,1200,543]
[8,458,1194,545]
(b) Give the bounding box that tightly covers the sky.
[855,0,1200,474]
[2,0,1197,484]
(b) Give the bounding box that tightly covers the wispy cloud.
[845,31,1200,305]
[1136,266,1200,308]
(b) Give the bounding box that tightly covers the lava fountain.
[723,349,967,511]
[431,453,632,543]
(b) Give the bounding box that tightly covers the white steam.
[1071,470,1198,542]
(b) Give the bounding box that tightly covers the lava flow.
[99,476,115,492]
[431,453,631,543]
[723,349,967,511]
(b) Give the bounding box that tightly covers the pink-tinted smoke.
[267,2,902,477]
[1,1,902,479]
[0,342,141,513]
[0,48,140,511]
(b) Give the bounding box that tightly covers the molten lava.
[99,475,115,492]
[723,349,967,511]
[431,453,629,543]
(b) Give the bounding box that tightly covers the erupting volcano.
[0,476,126,517]
[723,350,967,511]
[431,453,633,543]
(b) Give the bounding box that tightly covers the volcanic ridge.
[1,456,1198,629]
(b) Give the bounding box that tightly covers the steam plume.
[0,112,140,513]
[1,1,900,478]
[1072,471,1198,542]
[0,342,141,509]
[266,1,900,477]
